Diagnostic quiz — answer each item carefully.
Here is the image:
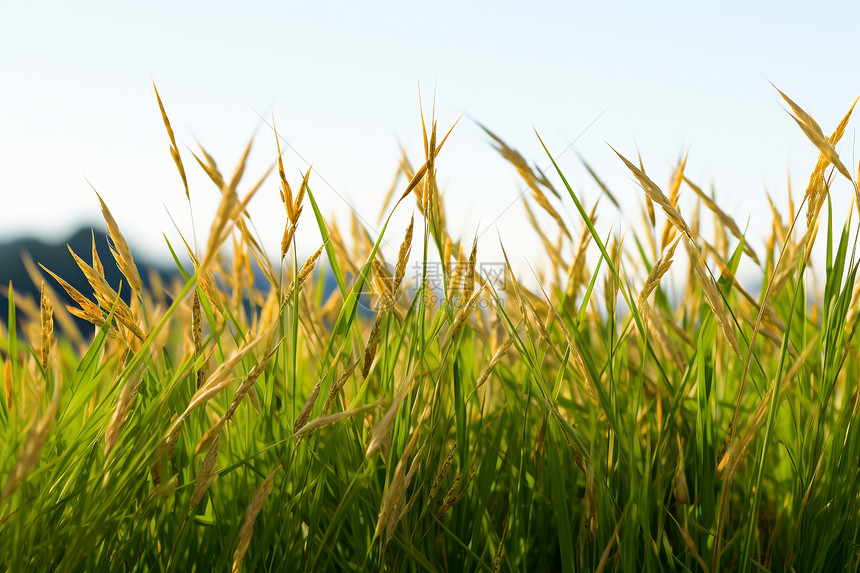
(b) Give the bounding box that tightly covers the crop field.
[1,87,859,572]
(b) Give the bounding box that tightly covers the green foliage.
[1,89,860,572]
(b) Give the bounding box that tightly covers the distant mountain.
[0,227,176,332]
[0,227,373,339]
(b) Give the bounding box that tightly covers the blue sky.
[2,1,859,276]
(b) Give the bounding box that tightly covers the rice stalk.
[104,362,146,457]
[1,377,60,500]
[366,365,419,458]
[232,464,279,573]
[194,345,277,456]
[375,414,424,547]
[4,358,12,410]
[283,244,324,302]
[189,432,220,512]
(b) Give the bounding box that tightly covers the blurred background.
[2,0,859,315]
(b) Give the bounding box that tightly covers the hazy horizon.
[3,1,859,281]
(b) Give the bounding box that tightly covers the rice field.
[1,86,859,572]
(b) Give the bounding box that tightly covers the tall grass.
[1,87,859,572]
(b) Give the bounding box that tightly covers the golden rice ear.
[200,135,254,267]
[428,443,457,505]
[479,122,575,240]
[95,192,142,295]
[396,113,459,208]
[660,153,687,252]
[393,216,414,291]
[801,96,860,229]
[684,177,761,265]
[371,259,393,303]
[192,291,205,389]
[775,86,855,182]
[492,514,510,573]
[191,142,226,189]
[374,414,425,546]
[521,290,552,348]
[689,246,740,357]
[399,162,428,206]
[179,232,226,317]
[66,246,144,341]
[195,346,278,457]
[273,119,292,208]
[578,153,620,208]
[283,244,324,302]
[446,245,466,301]
[462,240,477,301]
[828,97,859,148]
[23,253,83,349]
[565,200,600,294]
[235,218,277,292]
[362,314,383,378]
[200,153,274,277]
[293,379,322,434]
[279,165,310,259]
[91,230,104,278]
[645,196,656,227]
[530,189,572,241]
[436,472,462,516]
[365,365,420,458]
[427,118,436,173]
[442,235,453,272]
[421,120,437,218]
[323,357,359,415]
[40,264,106,329]
[638,237,680,312]
[39,283,54,371]
[171,333,267,436]
[478,122,560,199]
[293,168,310,223]
[280,223,297,261]
[613,147,693,240]
[189,432,220,513]
[153,83,189,198]
[448,284,485,340]
[3,358,12,411]
[233,465,280,573]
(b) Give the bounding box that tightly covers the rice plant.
[1,85,859,572]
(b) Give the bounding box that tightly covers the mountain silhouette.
[1,227,366,341]
[0,227,175,333]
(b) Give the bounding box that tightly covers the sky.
[2,1,859,281]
